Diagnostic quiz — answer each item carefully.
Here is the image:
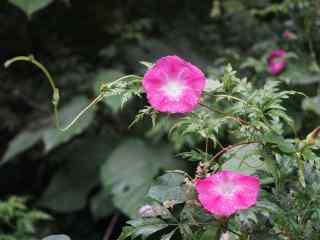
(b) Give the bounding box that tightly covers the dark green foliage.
[1,0,320,240]
[0,197,51,240]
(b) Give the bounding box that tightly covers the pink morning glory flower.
[142,55,206,113]
[195,170,260,217]
[282,31,297,40]
[267,49,287,76]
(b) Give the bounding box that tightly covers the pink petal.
[267,49,287,76]
[195,170,260,218]
[142,55,206,113]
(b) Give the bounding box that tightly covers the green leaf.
[117,226,136,240]
[194,228,219,240]
[1,96,95,164]
[221,144,266,174]
[42,96,95,152]
[2,130,42,164]
[279,61,320,85]
[42,235,71,240]
[160,229,177,240]
[39,134,117,212]
[302,96,320,116]
[262,132,296,154]
[8,0,54,17]
[101,139,183,217]
[90,190,114,220]
[93,69,123,112]
[140,61,154,69]
[204,78,222,92]
[261,147,280,186]
[128,218,168,238]
[297,155,306,188]
[148,173,186,203]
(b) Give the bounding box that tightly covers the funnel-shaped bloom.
[142,55,206,113]
[195,170,260,217]
[267,49,287,76]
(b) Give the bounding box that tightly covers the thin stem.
[214,219,229,240]
[205,137,209,162]
[204,92,267,127]
[199,102,258,130]
[215,138,224,149]
[209,141,261,164]
[214,226,223,240]
[211,94,248,105]
[4,55,106,132]
[5,55,56,92]
[225,228,241,237]
[58,94,104,131]
[108,74,142,87]
[165,170,192,180]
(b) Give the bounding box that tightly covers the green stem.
[214,226,223,240]
[199,102,259,131]
[4,55,104,131]
[214,219,229,240]
[58,94,104,131]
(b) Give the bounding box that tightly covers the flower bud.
[138,204,168,218]
[306,127,320,145]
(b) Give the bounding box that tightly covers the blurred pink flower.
[142,55,206,113]
[267,49,287,75]
[282,30,297,40]
[195,170,260,217]
[138,205,155,217]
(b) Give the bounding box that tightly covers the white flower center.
[162,80,186,99]
[216,181,237,196]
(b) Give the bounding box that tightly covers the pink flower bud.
[138,204,168,217]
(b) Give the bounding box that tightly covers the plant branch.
[209,141,261,163]
[4,55,130,132]
[199,102,258,130]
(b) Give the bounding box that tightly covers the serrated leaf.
[148,173,186,203]
[160,229,177,240]
[204,78,222,92]
[263,132,296,154]
[221,144,266,174]
[9,0,54,17]
[261,147,280,185]
[101,139,183,217]
[117,226,136,240]
[128,218,168,238]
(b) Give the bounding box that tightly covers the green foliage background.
[1,0,320,240]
